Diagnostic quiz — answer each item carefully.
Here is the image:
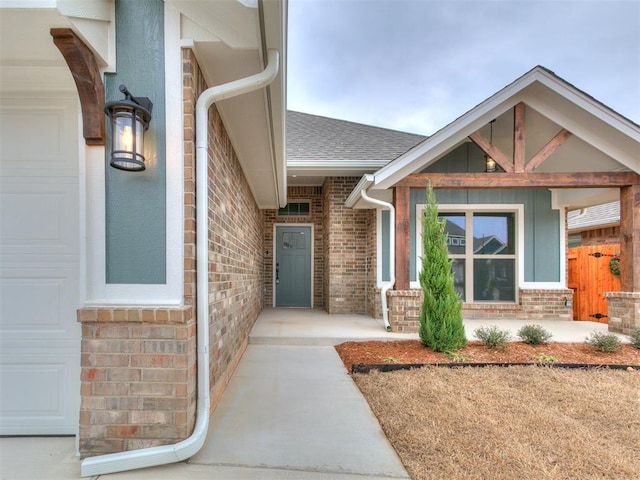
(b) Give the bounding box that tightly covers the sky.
[287,0,640,136]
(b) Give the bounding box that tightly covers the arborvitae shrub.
[418,183,466,352]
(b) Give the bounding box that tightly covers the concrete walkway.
[0,309,626,479]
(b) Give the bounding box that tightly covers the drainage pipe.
[360,178,394,332]
[81,49,280,477]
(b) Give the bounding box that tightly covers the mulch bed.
[335,340,640,372]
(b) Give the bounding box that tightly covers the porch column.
[605,183,640,335]
[394,186,410,290]
[619,183,640,291]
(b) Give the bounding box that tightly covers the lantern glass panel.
[111,109,145,171]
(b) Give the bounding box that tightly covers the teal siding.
[105,0,166,284]
[378,143,562,284]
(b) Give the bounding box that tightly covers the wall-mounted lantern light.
[104,84,153,171]
[485,119,497,173]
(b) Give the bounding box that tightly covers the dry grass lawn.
[353,366,640,480]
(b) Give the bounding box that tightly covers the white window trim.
[412,204,524,302]
[84,5,183,306]
[410,204,567,292]
[277,199,312,217]
[272,223,314,308]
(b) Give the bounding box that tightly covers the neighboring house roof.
[287,111,426,185]
[346,65,640,210]
[567,201,620,233]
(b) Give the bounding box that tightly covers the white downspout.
[81,49,280,477]
[360,178,395,332]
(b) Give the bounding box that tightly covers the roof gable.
[372,66,640,191]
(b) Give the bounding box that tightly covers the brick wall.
[264,186,324,307]
[323,177,369,314]
[76,49,264,457]
[387,289,574,333]
[579,226,620,246]
[184,48,264,405]
[605,292,640,335]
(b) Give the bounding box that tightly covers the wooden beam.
[468,131,513,173]
[394,172,640,189]
[525,129,572,172]
[51,28,105,145]
[619,183,640,291]
[513,103,526,173]
[394,186,411,291]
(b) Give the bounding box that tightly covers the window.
[277,201,310,216]
[418,206,520,302]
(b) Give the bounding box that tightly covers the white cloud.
[288,0,640,134]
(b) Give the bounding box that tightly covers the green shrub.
[446,351,470,362]
[474,325,512,349]
[535,354,557,363]
[585,331,622,353]
[517,324,553,345]
[418,183,466,352]
[630,327,640,349]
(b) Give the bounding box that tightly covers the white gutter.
[81,49,280,477]
[358,175,394,332]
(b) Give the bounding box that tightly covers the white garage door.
[0,95,81,434]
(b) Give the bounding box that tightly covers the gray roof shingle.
[287,111,426,165]
[567,201,620,232]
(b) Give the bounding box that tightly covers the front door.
[275,226,312,307]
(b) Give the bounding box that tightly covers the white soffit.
[175,0,286,209]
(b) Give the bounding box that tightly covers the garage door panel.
[0,98,78,174]
[0,270,79,338]
[0,354,80,434]
[0,180,79,255]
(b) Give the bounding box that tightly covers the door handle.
[276,263,279,284]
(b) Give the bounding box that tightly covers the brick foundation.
[387,289,574,333]
[77,307,196,455]
[604,292,640,335]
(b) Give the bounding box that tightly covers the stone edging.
[351,363,640,374]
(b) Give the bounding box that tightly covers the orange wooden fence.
[567,244,621,323]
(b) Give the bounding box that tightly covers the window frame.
[277,200,311,217]
[414,204,524,303]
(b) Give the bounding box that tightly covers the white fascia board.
[288,159,389,169]
[531,68,640,140]
[373,67,640,189]
[373,73,540,189]
[0,0,56,6]
[261,0,288,207]
[520,90,640,173]
[344,174,373,208]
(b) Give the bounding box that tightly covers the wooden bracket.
[51,28,105,146]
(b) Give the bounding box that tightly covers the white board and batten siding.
[0,94,81,434]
